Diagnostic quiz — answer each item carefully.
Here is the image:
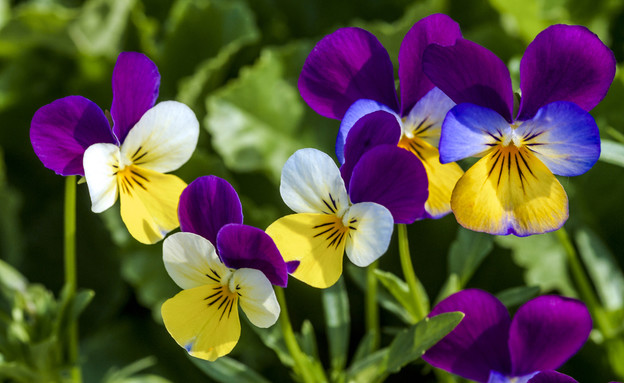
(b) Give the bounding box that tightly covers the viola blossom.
[422,25,616,236]
[423,289,591,383]
[298,13,464,218]
[30,52,199,244]
[266,147,427,288]
[161,176,294,361]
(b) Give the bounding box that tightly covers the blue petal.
[336,99,400,164]
[439,103,510,163]
[488,371,538,383]
[515,101,600,177]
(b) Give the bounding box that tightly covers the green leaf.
[384,312,463,375]
[103,356,173,383]
[487,0,563,43]
[0,259,27,296]
[448,227,494,287]
[575,227,624,311]
[205,45,310,182]
[346,264,413,324]
[68,0,136,57]
[606,337,624,378]
[162,0,258,96]
[190,355,272,383]
[298,320,318,360]
[374,270,419,323]
[351,331,377,366]
[496,232,577,296]
[599,140,624,168]
[322,277,349,376]
[496,285,540,308]
[249,320,294,367]
[347,312,463,383]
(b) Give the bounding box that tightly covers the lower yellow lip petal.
[266,213,347,288]
[118,165,186,244]
[451,146,568,236]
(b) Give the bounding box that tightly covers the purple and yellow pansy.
[161,176,294,361]
[30,52,199,244]
[298,13,464,219]
[422,25,616,236]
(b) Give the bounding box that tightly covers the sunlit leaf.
[496,232,577,296]
[374,270,419,323]
[575,227,624,311]
[599,140,624,168]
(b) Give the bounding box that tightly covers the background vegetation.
[1,0,624,381]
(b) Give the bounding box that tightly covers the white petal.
[83,143,120,213]
[343,202,394,267]
[120,101,199,173]
[403,87,455,147]
[163,232,230,290]
[280,148,350,216]
[231,268,280,328]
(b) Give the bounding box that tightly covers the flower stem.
[275,287,316,383]
[365,260,380,350]
[64,176,82,383]
[556,227,613,335]
[397,224,427,321]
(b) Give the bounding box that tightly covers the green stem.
[556,227,613,336]
[397,224,426,321]
[275,287,316,383]
[64,176,81,383]
[365,261,379,350]
[606,126,624,145]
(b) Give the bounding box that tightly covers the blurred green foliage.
[1,0,624,381]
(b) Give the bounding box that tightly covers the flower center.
[398,135,427,161]
[312,214,353,250]
[115,165,149,196]
[204,267,239,321]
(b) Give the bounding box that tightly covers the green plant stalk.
[64,176,82,383]
[397,224,426,321]
[365,260,380,351]
[556,228,614,337]
[275,287,316,383]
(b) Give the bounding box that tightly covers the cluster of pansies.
[29,12,615,381]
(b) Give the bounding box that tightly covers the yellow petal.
[451,145,568,236]
[399,137,464,218]
[118,165,186,244]
[161,284,241,361]
[265,213,347,289]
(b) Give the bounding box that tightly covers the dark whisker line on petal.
[217,295,228,310]
[487,149,502,178]
[314,226,335,238]
[322,199,335,214]
[313,222,334,228]
[133,151,148,163]
[131,169,149,182]
[130,176,147,191]
[206,294,222,307]
[204,291,221,300]
[210,268,221,279]
[329,193,338,211]
[219,299,229,321]
[131,146,142,159]
[227,298,235,318]
[514,153,526,194]
[334,232,345,249]
[205,273,219,283]
[496,153,506,187]
[518,151,535,178]
[325,228,340,241]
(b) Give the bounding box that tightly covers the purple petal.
[178,176,243,246]
[438,103,511,163]
[30,96,116,176]
[336,99,399,164]
[217,224,289,287]
[111,52,160,143]
[423,38,514,122]
[509,295,592,376]
[423,289,512,382]
[527,371,579,383]
[286,261,300,274]
[340,110,401,188]
[516,101,600,176]
[517,25,616,121]
[298,27,398,119]
[348,145,428,224]
[398,13,462,116]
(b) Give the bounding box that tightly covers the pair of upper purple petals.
[30,52,161,176]
[178,176,297,287]
[423,289,592,383]
[421,23,615,127]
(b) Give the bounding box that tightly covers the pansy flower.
[298,13,464,218]
[161,176,293,361]
[423,289,591,383]
[30,52,199,244]
[422,25,615,236]
[266,146,427,288]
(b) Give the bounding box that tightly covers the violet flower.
[30,52,199,244]
[298,13,464,219]
[161,176,294,361]
[423,289,591,383]
[266,146,427,288]
[422,25,615,236]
